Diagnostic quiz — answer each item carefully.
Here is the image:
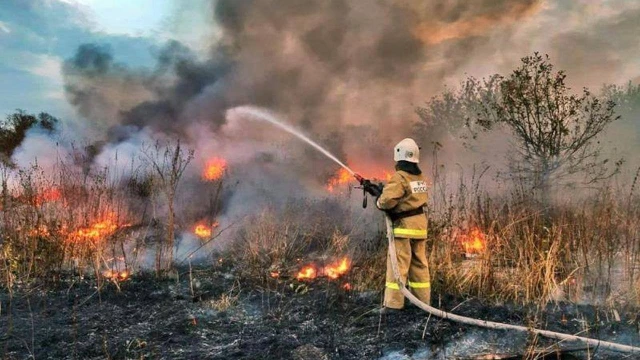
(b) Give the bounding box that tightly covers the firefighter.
[362,138,430,312]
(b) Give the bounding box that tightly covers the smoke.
[15,0,640,153]
[63,42,229,140]
[9,0,640,245]
[62,44,153,134]
[61,0,546,145]
[549,5,640,89]
[55,0,553,189]
[11,128,63,173]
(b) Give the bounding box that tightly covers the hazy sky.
[58,0,173,36]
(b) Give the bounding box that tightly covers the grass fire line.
[295,257,351,281]
[239,106,640,355]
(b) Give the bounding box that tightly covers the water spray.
[227,105,640,354]
[227,106,357,176]
[226,105,381,206]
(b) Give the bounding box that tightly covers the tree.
[602,81,640,141]
[415,80,498,142]
[0,110,59,160]
[601,81,640,176]
[602,81,640,116]
[460,53,621,193]
[142,139,194,272]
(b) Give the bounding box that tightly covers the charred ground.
[2,264,637,360]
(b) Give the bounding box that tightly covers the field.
[3,1,640,359]
[2,156,640,359]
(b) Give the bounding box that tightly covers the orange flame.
[342,283,352,291]
[28,225,51,237]
[103,269,130,281]
[326,168,353,192]
[326,166,393,192]
[74,215,118,240]
[270,271,280,278]
[296,257,352,281]
[68,213,129,242]
[34,187,62,205]
[461,228,486,254]
[194,222,219,238]
[194,225,211,238]
[296,266,317,280]
[324,257,351,279]
[203,158,227,181]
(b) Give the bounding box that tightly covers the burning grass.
[296,265,318,280]
[460,228,486,256]
[2,153,640,360]
[193,222,218,238]
[2,145,640,332]
[102,269,131,281]
[326,167,392,192]
[295,257,351,280]
[326,168,353,192]
[33,187,62,205]
[202,157,227,181]
[71,213,121,241]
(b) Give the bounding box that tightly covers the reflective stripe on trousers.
[384,238,431,309]
[386,281,400,290]
[386,281,430,290]
[393,228,427,237]
[408,281,430,288]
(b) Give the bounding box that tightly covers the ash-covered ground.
[2,265,638,360]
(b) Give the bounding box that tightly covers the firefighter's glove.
[361,179,383,197]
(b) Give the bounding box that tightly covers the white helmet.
[394,138,420,163]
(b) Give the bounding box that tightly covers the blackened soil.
[1,267,638,359]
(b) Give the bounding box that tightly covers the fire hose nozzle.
[356,176,384,199]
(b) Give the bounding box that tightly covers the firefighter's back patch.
[409,180,427,194]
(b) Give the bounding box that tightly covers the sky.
[59,0,173,37]
[0,0,211,121]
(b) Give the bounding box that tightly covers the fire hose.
[353,174,640,354]
[382,211,640,354]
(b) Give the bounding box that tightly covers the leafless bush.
[141,139,194,273]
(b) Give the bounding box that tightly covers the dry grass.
[0,147,177,294]
[2,148,640,312]
[208,292,240,312]
[425,173,640,308]
[221,172,640,311]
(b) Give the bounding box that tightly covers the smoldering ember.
[2,1,640,360]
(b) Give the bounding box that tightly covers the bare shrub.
[141,139,194,273]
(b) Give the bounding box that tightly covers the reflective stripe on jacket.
[377,170,428,239]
